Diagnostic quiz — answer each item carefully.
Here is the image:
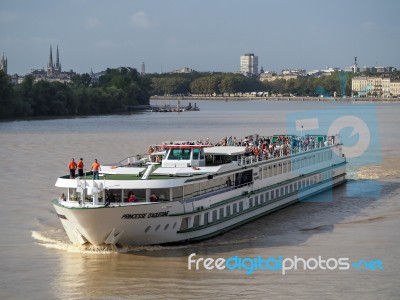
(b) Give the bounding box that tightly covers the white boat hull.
[53,163,346,246]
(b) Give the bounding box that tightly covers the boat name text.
[121,211,170,219]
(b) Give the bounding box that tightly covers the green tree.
[0,71,15,118]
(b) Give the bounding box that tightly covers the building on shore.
[172,67,193,74]
[0,52,7,74]
[260,73,299,82]
[240,53,258,75]
[29,45,75,83]
[259,69,306,82]
[47,45,62,76]
[352,76,400,98]
[140,62,145,75]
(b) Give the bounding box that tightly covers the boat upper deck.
[57,134,339,183]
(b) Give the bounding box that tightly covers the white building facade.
[240,53,258,75]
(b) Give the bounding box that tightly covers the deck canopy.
[204,146,246,156]
[101,165,145,175]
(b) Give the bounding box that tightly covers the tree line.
[3,67,393,119]
[146,71,356,97]
[0,68,151,119]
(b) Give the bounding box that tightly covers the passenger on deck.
[106,192,116,206]
[77,158,84,177]
[59,193,66,201]
[128,192,137,203]
[226,176,232,187]
[91,159,101,180]
[105,193,110,207]
[68,158,77,179]
[150,193,159,202]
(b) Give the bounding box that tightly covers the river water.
[0,100,399,299]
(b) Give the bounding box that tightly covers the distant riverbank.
[151,95,400,102]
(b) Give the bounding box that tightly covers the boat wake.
[300,224,334,232]
[32,230,118,254]
[350,158,400,180]
[31,230,192,254]
[32,228,266,254]
[338,216,385,225]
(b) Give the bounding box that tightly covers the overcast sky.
[1,0,399,75]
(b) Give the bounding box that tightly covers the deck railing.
[237,141,326,166]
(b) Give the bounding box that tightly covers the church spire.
[0,52,7,74]
[55,45,61,73]
[47,45,54,76]
[49,45,53,67]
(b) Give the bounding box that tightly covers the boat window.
[226,206,231,216]
[168,148,192,160]
[192,148,200,160]
[180,217,190,230]
[200,149,205,160]
[239,201,243,212]
[233,203,237,214]
[145,226,151,233]
[204,212,209,225]
[219,207,224,219]
[200,181,209,194]
[173,186,183,201]
[173,222,177,229]
[164,224,169,230]
[68,188,80,201]
[281,187,284,196]
[150,188,169,201]
[271,190,275,199]
[267,165,272,177]
[260,194,264,203]
[255,196,259,205]
[193,215,200,227]
[249,198,254,207]
[266,192,270,201]
[212,210,218,222]
[155,225,161,231]
[184,184,195,198]
[285,186,289,195]
[283,162,288,173]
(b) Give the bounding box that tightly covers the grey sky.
[1,0,399,75]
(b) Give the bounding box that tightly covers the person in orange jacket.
[91,159,101,180]
[68,158,77,178]
[77,158,84,177]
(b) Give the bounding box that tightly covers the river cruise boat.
[52,134,347,246]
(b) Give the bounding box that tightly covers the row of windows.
[144,222,177,234]
[259,150,333,179]
[179,170,333,231]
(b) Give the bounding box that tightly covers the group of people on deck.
[68,158,101,179]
